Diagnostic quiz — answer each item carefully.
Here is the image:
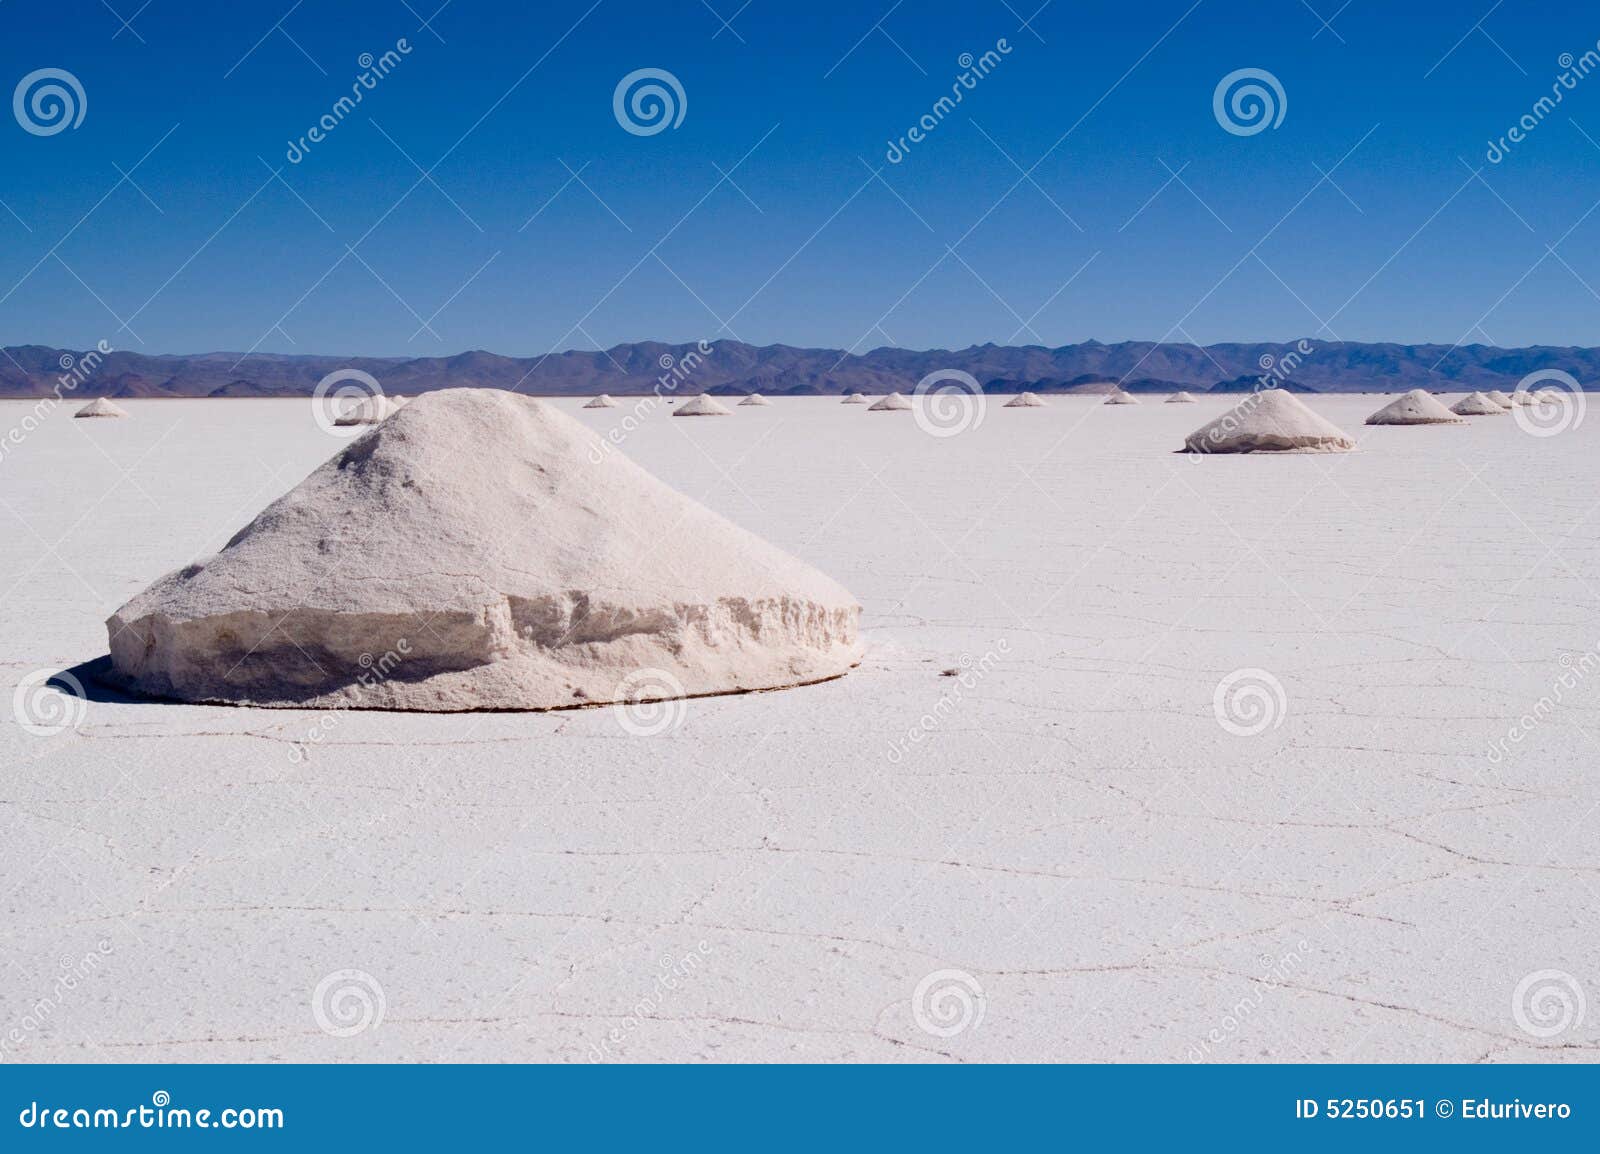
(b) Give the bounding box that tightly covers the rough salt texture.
[1452,392,1507,416]
[1004,392,1045,408]
[1184,389,1356,454]
[74,397,128,418]
[674,394,732,416]
[102,390,861,710]
[868,392,911,411]
[1366,389,1464,425]
[6,394,1596,1064]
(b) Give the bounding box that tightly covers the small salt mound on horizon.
[1183,388,1355,454]
[1004,391,1045,407]
[841,393,868,404]
[868,392,911,411]
[583,394,619,409]
[101,388,863,711]
[739,394,771,406]
[1486,390,1515,409]
[74,397,128,418]
[1450,392,1506,416]
[1165,392,1198,404]
[1104,389,1139,405]
[673,394,732,416]
[1366,388,1463,425]
[333,394,396,425]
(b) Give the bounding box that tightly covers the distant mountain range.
[1,339,1592,398]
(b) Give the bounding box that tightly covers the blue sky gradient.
[2,0,1598,355]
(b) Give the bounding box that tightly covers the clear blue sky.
[1,0,1597,356]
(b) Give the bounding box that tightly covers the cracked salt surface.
[2,395,1598,1063]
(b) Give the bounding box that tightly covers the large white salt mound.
[1183,388,1355,454]
[583,394,619,409]
[1004,391,1045,407]
[673,394,732,416]
[74,397,128,418]
[1365,389,1463,425]
[1165,392,1198,404]
[841,393,868,404]
[868,392,911,411]
[1104,389,1139,405]
[103,389,862,711]
[1451,392,1505,416]
[333,394,396,425]
[1486,390,1515,409]
[738,394,771,406]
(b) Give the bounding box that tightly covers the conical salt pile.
[738,394,771,407]
[1004,392,1045,408]
[673,394,732,416]
[103,389,862,710]
[1450,392,1505,416]
[1510,391,1537,406]
[1486,390,1515,409]
[1183,388,1355,454]
[1104,389,1139,405]
[584,394,620,409]
[1165,392,1198,404]
[868,392,912,411]
[1365,389,1463,425]
[842,393,868,404]
[74,397,128,418]
[333,394,396,426]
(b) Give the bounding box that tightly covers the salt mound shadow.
[102,389,862,711]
